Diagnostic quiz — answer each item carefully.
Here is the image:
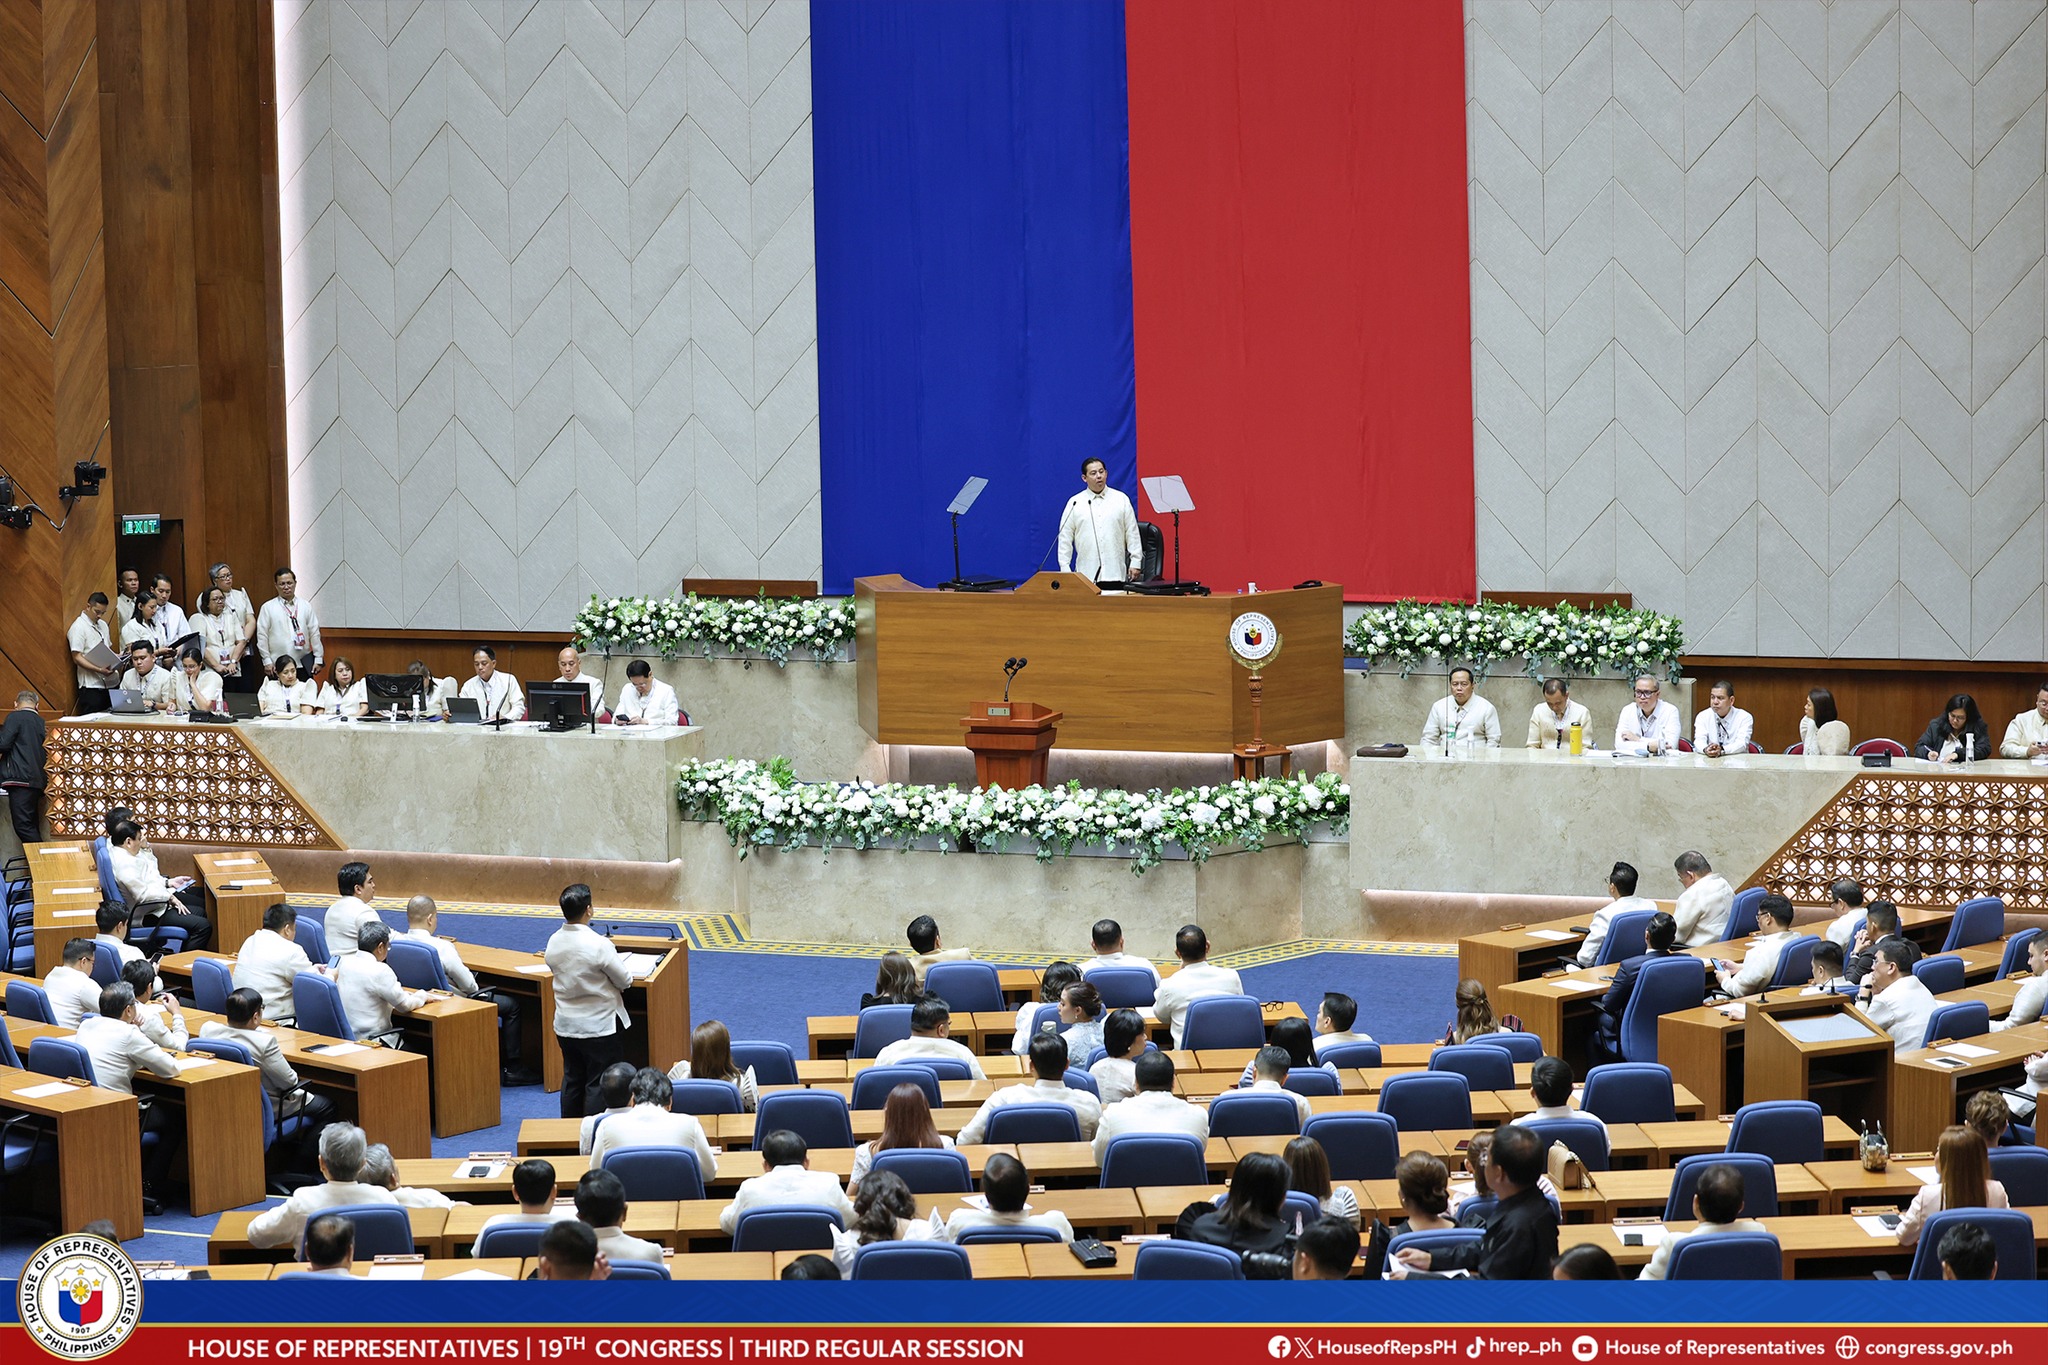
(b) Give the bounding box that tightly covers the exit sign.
[120,514,161,536]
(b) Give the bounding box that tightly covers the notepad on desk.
[1551,978,1606,992]
[516,963,552,975]
[213,858,258,867]
[171,1057,219,1073]
[618,952,663,978]
[306,1042,368,1056]
[1852,1215,1898,1239]
[13,1081,78,1100]
[1937,1042,1996,1059]
[1526,928,1576,941]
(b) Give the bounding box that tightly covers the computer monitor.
[365,673,428,708]
[527,681,593,732]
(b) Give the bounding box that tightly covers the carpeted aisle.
[0,903,1457,1276]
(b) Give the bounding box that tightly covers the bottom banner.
[15,1325,2043,1364]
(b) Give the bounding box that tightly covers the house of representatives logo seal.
[17,1233,143,1358]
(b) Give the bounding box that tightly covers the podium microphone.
[1003,657,1028,702]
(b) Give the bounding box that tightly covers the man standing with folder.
[1057,458,1141,584]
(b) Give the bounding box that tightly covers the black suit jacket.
[1596,948,1686,1048]
[1430,1186,1558,1279]
[1916,717,1992,762]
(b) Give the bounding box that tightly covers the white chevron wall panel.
[278,0,821,631]
[1468,0,2047,660]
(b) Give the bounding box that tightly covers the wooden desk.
[148,964,436,1157]
[457,933,688,1094]
[1940,978,2025,1016]
[163,957,498,1139]
[27,843,105,974]
[1891,1020,2048,1152]
[438,1201,677,1257]
[395,1154,595,1201]
[0,1062,145,1238]
[1559,1210,2048,1278]
[1459,916,1588,1000]
[191,852,282,957]
[392,993,500,1137]
[1660,1003,1748,1115]
[1802,1159,1943,1214]
[1496,969,1614,1071]
[5,1013,267,1214]
[1637,1116,1859,1166]
[273,1258,527,1279]
[209,1207,449,1263]
[807,1001,1307,1061]
[1580,1163,1828,1219]
[855,576,1343,753]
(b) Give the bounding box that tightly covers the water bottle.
[1966,734,1974,763]
[1447,719,1458,759]
[1569,721,1583,756]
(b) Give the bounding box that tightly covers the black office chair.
[1137,522,1164,582]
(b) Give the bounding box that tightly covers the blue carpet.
[1,906,1454,1275]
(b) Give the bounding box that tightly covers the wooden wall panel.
[96,0,285,610]
[320,630,584,693]
[0,0,113,709]
[1684,657,2048,757]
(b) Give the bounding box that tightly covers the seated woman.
[1896,1126,2008,1249]
[1392,1150,1455,1234]
[1174,1151,1293,1261]
[848,1083,955,1191]
[1799,687,1852,755]
[1442,978,1521,1045]
[316,657,368,717]
[1917,693,1992,764]
[1285,1135,1360,1228]
[1057,979,1105,1064]
[666,1019,758,1111]
[257,655,318,717]
[1009,961,1080,1055]
[175,646,224,715]
[1238,1017,1341,1088]
[830,1169,942,1275]
[861,952,923,1011]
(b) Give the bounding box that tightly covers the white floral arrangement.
[1346,600,1685,681]
[678,757,1350,875]
[574,593,855,668]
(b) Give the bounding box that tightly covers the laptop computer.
[446,697,482,725]
[106,688,152,715]
[222,691,262,720]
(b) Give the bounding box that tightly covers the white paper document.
[1526,929,1577,942]
[172,1058,219,1072]
[1612,1222,1666,1242]
[440,1270,511,1280]
[1853,1215,1898,1239]
[52,887,98,897]
[13,1081,78,1099]
[516,963,552,975]
[1936,1042,1996,1058]
[307,1042,368,1056]
[453,1161,508,1180]
[223,879,272,890]
[1907,1165,1939,1186]
[213,858,258,867]
[1552,978,1606,993]
[618,952,663,978]
[53,908,97,919]
[367,1264,426,1279]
